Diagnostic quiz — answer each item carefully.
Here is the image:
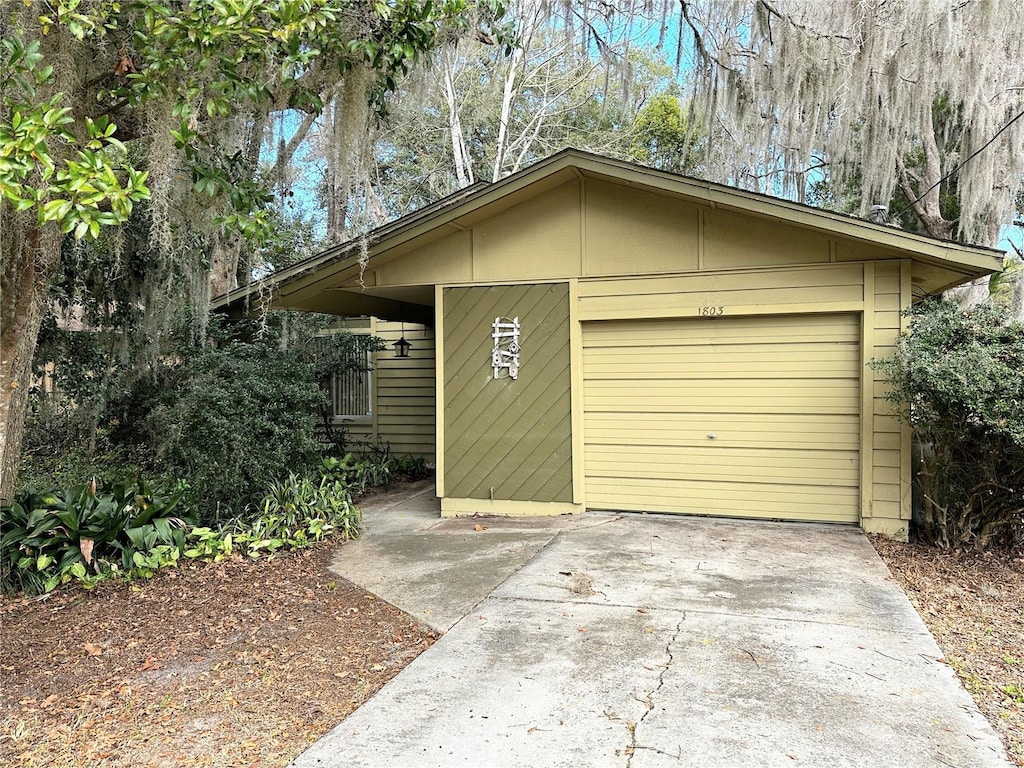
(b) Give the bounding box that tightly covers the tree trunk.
[325,95,351,244]
[442,49,474,189]
[208,230,243,298]
[492,41,523,182]
[0,205,61,502]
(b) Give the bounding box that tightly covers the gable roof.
[213,148,1003,317]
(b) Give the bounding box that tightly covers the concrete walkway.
[294,483,1012,768]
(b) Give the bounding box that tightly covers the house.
[314,315,436,457]
[214,149,1002,538]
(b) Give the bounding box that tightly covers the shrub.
[138,341,326,524]
[873,299,1024,550]
[0,479,193,594]
[22,312,375,526]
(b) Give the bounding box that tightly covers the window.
[330,351,372,418]
[315,335,373,420]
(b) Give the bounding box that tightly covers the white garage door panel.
[583,314,861,524]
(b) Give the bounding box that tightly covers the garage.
[217,150,1004,536]
[582,313,861,523]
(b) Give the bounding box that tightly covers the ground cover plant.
[0,479,193,595]
[0,461,375,597]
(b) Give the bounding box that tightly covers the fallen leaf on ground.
[2,521,439,768]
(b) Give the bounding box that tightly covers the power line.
[891,106,1024,222]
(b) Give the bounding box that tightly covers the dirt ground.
[872,537,1024,766]
[0,542,437,768]
[2,524,1021,768]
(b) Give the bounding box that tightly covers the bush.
[22,312,377,526]
[0,479,193,594]
[138,341,325,524]
[873,299,1024,550]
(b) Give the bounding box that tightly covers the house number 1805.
[698,306,725,316]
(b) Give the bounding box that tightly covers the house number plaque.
[491,316,520,380]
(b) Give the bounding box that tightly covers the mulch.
[0,542,437,768]
[871,537,1024,766]
[3,522,1020,767]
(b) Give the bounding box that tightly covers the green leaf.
[41,198,73,222]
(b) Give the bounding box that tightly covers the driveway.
[292,484,1011,767]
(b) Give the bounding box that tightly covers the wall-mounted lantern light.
[393,331,412,358]
[393,309,414,358]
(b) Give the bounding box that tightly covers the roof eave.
[213,149,1004,314]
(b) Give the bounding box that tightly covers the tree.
[0,0,491,501]
[364,0,1023,250]
[356,30,678,220]
[675,0,1024,247]
[630,90,704,175]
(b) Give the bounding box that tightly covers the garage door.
[582,314,860,523]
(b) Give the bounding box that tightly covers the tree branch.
[897,163,931,223]
[757,1,852,42]
[679,1,739,73]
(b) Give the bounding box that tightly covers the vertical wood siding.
[583,314,861,522]
[443,284,573,502]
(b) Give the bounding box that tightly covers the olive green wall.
[442,283,572,502]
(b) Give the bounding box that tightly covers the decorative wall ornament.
[491,316,520,380]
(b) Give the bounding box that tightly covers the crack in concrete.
[485,594,930,637]
[624,615,686,767]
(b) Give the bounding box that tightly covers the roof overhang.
[214,149,1004,319]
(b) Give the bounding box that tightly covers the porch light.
[393,335,412,358]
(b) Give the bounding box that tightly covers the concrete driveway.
[292,483,1012,768]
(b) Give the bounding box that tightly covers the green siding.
[443,283,572,502]
[373,322,436,458]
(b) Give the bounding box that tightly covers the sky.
[262,7,1023,259]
